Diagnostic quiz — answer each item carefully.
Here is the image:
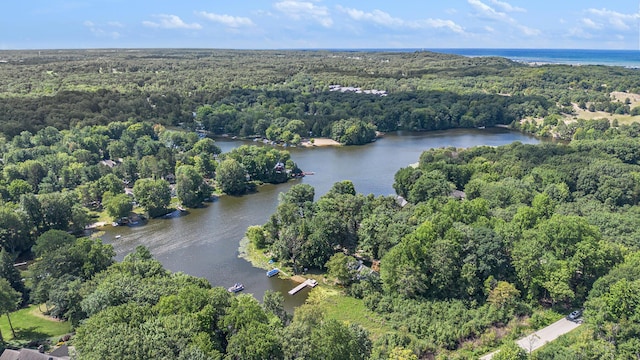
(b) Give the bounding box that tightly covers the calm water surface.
[103,128,541,310]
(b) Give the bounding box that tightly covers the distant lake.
[103,128,542,310]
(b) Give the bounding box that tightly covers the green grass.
[239,237,294,276]
[0,305,71,344]
[308,287,395,341]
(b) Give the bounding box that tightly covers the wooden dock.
[288,279,318,295]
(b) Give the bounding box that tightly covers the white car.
[568,310,582,320]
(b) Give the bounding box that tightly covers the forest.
[1,49,640,358]
[1,49,638,141]
[247,120,640,358]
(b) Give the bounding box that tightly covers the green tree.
[310,319,371,360]
[32,229,75,257]
[493,341,527,360]
[226,321,283,360]
[38,191,75,231]
[387,346,418,360]
[279,184,315,206]
[263,290,290,325]
[325,253,358,286]
[133,178,171,217]
[175,165,209,208]
[192,138,221,155]
[487,281,520,309]
[0,278,21,340]
[326,180,356,197]
[408,170,453,203]
[103,192,134,221]
[215,158,247,195]
[0,204,32,254]
[7,179,32,202]
[246,225,267,249]
[0,249,26,304]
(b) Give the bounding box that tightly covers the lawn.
[308,286,396,341]
[0,305,71,344]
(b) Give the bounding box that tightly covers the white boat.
[228,283,244,293]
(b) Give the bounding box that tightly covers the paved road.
[480,318,582,359]
[516,318,582,353]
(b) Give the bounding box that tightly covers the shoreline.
[300,137,341,147]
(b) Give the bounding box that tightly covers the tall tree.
[0,249,26,304]
[175,165,209,208]
[133,178,171,218]
[215,159,247,195]
[0,278,21,340]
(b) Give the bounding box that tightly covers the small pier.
[288,278,318,295]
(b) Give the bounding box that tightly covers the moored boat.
[228,283,244,293]
[266,268,280,277]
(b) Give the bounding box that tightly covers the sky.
[1,1,639,50]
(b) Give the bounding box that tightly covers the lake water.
[102,128,541,310]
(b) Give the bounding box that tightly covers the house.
[0,345,70,360]
[164,173,176,184]
[450,190,466,200]
[99,159,117,168]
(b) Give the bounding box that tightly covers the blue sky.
[1,1,639,50]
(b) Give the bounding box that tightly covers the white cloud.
[196,11,254,28]
[412,19,465,33]
[468,0,539,36]
[586,8,638,31]
[581,18,602,30]
[339,7,403,27]
[484,26,495,32]
[487,0,525,13]
[567,27,592,40]
[143,14,202,30]
[468,0,508,21]
[337,6,464,34]
[273,1,333,27]
[84,20,121,39]
[107,21,125,28]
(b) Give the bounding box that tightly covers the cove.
[103,128,541,310]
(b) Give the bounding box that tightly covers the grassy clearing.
[307,286,395,341]
[0,305,71,344]
[239,237,294,277]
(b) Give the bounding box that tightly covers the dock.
[288,278,318,295]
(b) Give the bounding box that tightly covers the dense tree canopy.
[2,49,640,359]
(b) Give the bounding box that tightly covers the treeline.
[0,120,299,266]
[2,49,639,138]
[24,239,372,360]
[194,89,552,141]
[247,120,640,357]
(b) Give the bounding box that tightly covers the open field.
[565,91,640,125]
[307,287,395,341]
[0,305,71,343]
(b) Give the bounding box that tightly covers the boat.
[228,283,244,293]
[115,235,122,239]
[266,268,280,277]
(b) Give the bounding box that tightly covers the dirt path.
[30,306,64,322]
